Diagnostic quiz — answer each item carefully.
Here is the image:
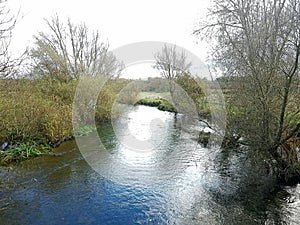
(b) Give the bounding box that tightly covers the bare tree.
[195,0,300,172]
[153,44,192,96]
[152,44,210,123]
[0,0,23,77]
[30,15,123,82]
[154,44,191,80]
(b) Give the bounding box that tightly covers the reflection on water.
[0,105,300,224]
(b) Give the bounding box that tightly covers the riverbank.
[0,125,97,165]
[0,78,130,165]
[134,98,177,113]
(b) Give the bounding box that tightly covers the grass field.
[137,92,171,101]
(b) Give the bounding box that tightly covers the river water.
[1,105,300,225]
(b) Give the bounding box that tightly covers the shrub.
[0,77,128,164]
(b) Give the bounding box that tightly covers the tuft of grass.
[0,142,50,165]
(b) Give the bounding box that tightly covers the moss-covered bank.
[134,98,177,113]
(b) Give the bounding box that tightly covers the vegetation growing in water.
[0,142,50,165]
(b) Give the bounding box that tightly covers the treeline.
[136,77,169,93]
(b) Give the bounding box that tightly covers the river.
[1,105,300,225]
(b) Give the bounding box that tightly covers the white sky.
[7,0,212,79]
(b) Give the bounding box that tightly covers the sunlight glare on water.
[112,105,172,152]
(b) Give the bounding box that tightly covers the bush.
[0,79,73,145]
[0,77,128,164]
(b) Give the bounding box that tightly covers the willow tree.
[30,15,123,82]
[195,0,300,176]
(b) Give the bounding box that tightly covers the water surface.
[1,105,300,224]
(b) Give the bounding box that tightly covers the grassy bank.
[0,78,129,165]
[135,98,177,113]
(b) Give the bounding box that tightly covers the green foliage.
[135,98,162,107]
[227,105,244,116]
[135,98,177,113]
[175,73,207,114]
[0,142,50,165]
[285,112,300,128]
[72,125,97,136]
[96,79,127,121]
[157,100,177,113]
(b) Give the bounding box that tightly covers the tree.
[152,44,210,123]
[0,0,23,77]
[153,44,193,103]
[195,0,300,177]
[154,44,191,79]
[175,72,206,114]
[30,15,123,82]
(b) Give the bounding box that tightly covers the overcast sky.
[8,0,212,78]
